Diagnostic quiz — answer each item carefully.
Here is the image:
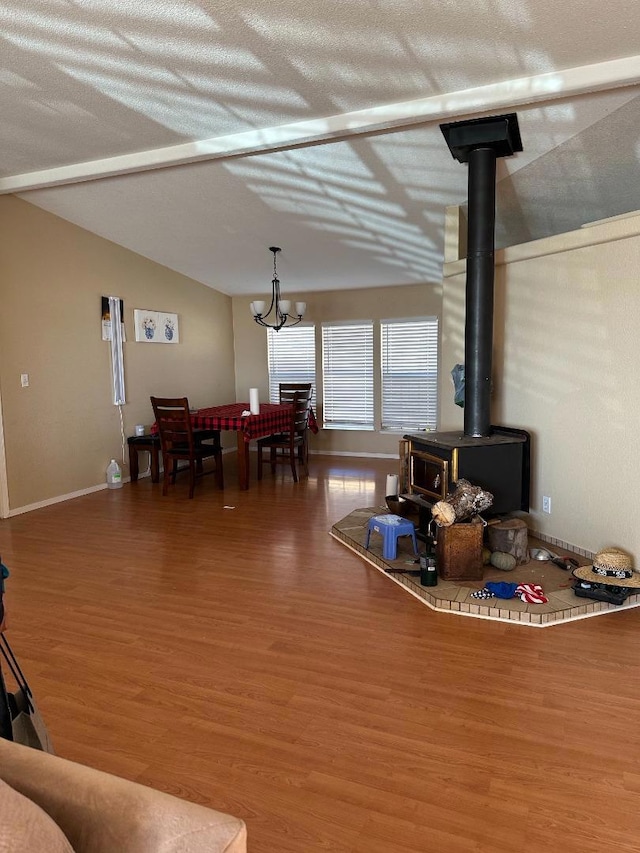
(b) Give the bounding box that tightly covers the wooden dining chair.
[150,397,223,498]
[257,388,313,483]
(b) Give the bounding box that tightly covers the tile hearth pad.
[331,508,640,627]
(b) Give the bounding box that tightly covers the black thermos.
[420,553,438,586]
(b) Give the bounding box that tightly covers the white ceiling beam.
[2,55,639,195]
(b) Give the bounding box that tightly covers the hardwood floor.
[2,454,640,852]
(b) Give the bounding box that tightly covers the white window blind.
[267,325,316,404]
[322,321,374,430]
[381,317,438,430]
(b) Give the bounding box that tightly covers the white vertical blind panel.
[381,318,438,430]
[267,325,316,405]
[322,322,374,430]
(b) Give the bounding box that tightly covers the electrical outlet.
[20,373,29,388]
[542,495,551,514]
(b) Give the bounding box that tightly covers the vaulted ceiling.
[2,1,640,294]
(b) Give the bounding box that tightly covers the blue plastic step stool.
[365,514,418,561]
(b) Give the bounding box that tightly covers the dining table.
[190,402,318,490]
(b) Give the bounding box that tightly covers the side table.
[127,435,161,483]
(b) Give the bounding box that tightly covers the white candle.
[249,388,260,415]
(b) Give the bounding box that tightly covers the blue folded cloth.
[485,581,518,599]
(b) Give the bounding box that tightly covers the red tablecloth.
[191,402,318,442]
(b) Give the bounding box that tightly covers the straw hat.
[572,547,640,588]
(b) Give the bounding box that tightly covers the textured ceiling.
[3,0,640,294]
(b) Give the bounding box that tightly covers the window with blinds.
[322,321,374,430]
[381,317,438,431]
[267,325,316,404]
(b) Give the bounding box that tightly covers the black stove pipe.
[440,113,522,439]
[464,146,497,438]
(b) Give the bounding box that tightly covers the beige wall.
[0,196,235,511]
[441,210,640,556]
[232,282,442,456]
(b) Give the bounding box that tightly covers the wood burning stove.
[405,426,530,514]
[404,113,530,516]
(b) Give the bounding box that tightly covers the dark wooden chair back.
[279,383,312,403]
[290,388,312,434]
[279,385,312,434]
[151,397,195,453]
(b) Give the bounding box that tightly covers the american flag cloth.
[515,583,548,604]
[191,403,319,444]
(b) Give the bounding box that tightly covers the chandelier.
[250,246,306,332]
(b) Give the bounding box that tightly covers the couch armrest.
[0,740,246,853]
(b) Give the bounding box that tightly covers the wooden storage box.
[436,521,484,581]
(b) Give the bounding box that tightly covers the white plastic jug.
[106,459,123,489]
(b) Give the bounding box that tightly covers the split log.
[431,479,494,527]
[486,517,529,565]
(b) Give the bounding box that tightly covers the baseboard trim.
[7,479,130,516]
[308,450,399,459]
[246,447,398,459]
